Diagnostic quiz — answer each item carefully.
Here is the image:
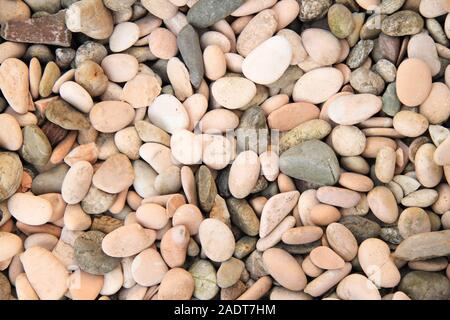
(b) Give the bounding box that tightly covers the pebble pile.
[0,0,450,301]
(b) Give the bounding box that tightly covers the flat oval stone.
[327,4,354,39]
[328,94,382,125]
[310,246,345,270]
[0,58,31,114]
[74,230,120,275]
[396,58,432,107]
[189,259,219,300]
[20,247,69,300]
[0,231,22,261]
[59,81,94,113]
[158,268,194,300]
[195,165,217,212]
[326,223,358,261]
[102,223,155,258]
[279,139,340,186]
[20,125,52,166]
[61,160,93,204]
[293,67,343,104]
[367,186,399,224]
[242,36,292,85]
[0,152,23,201]
[8,193,52,226]
[148,94,189,134]
[211,77,256,110]
[109,22,139,53]
[262,248,307,291]
[301,28,341,65]
[393,110,429,137]
[420,82,450,125]
[101,54,139,83]
[81,185,117,214]
[399,271,450,300]
[226,198,260,236]
[407,32,441,76]
[45,99,90,130]
[199,218,235,262]
[337,274,381,300]
[0,113,23,151]
[90,101,135,133]
[177,24,204,89]
[268,102,320,132]
[228,151,260,199]
[131,248,168,286]
[381,10,424,36]
[93,154,134,194]
[350,68,385,95]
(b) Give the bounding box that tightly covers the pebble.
[394,230,450,261]
[420,82,450,125]
[328,4,354,39]
[189,259,219,300]
[381,10,424,36]
[131,248,168,287]
[293,67,343,104]
[93,154,134,194]
[101,54,139,83]
[401,189,439,207]
[81,185,117,214]
[61,161,93,205]
[177,24,204,89]
[0,272,11,300]
[32,164,68,195]
[396,58,432,107]
[75,60,108,97]
[20,247,69,300]
[0,58,32,114]
[268,102,320,132]
[74,231,120,275]
[196,165,217,212]
[187,0,245,28]
[199,218,235,262]
[148,94,189,134]
[350,67,385,95]
[45,99,90,131]
[328,94,382,125]
[227,198,260,236]
[337,274,381,300]
[242,36,292,85]
[262,248,307,291]
[310,246,345,270]
[158,268,195,300]
[398,207,431,239]
[259,191,299,237]
[228,151,260,199]
[347,40,374,69]
[340,215,381,243]
[279,139,340,186]
[8,193,52,226]
[217,258,245,289]
[90,101,135,133]
[160,225,190,267]
[415,143,443,188]
[399,271,450,300]
[102,223,155,258]
[279,119,331,153]
[211,77,256,110]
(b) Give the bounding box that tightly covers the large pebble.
[61,161,93,204]
[396,58,432,107]
[279,139,340,186]
[262,248,307,291]
[326,223,358,261]
[328,94,382,125]
[0,152,23,202]
[301,28,341,66]
[420,82,450,125]
[101,54,139,83]
[158,268,194,300]
[20,125,52,166]
[367,186,399,224]
[187,0,245,28]
[93,154,134,194]
[242,36,292,85]
[381,10,424,36]
[337,274,381,300]
[131,248,168,286]
[199,218,235,262]
[399,271,450,300]
[8,193,52,226]
[102,223,155,258]
[394,230,450,261]
[407,32,441,76]
[228,151,260,199]
[45,99,90,130]
[293,68,343,104]
[90,101,135,133]
[148,94,189,134]
[0,58,31,114]
[211,77,256,110]
[189,259,219,300]
[20,247,69,300]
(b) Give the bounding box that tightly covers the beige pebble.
[310,204,342,226]
[358,238,401,288]
[52,69,75,94]
[149,27,178,59]
[202,134,234,170]
[310,246,346,270]
[298,189,320,226]
[242,36,292,85]
[261,94,289,115]
[172,204,203,235]
[90,101,135,133]
[122,73,161,109]
[211,76,256,110]
[224,53,244,73]
[398,207,431,239]
[268,102,320,131]
[316,187,361,209]
[200,31,231,53]
[167,57,193,101]
[331,125,366,156]
[61,161,93,204]
[101,54,139,83]
[396,58,432,107]
[170,129,202,165]
[63,204,91,231]
[199,109,239,134]
[59,81,94,113]
[256,215,296,251]
[434,136,450,166]
[204,45,227,81]
[199,218,235,262]
[29,58,41,100]
[157,268,194,300]
[367,186,399,224]
[326,223,358,261]
[415,143,443,188]
[259,191,300,237]
[93,154,134,194]
[293,67,344,104]
[131,248,168,286]
[0,232,22,261]
[102,223,156,258]
[0,114,23,151]
[301,28,341,66]
[148,94,189,134]
[328,94,382,125]
[110,22,140,53]
[393,110,429,137]
[15,273,39,300]
[0,58,32,114]
[277,29,307,65]
[337,274,381,300]
[160,225,190,267]
[69,269,104,300]
[375,147,396,183]
[228,150,260,199]
[338,172,373,192]
[0,42,26,64]
[136,203,168,230]
[259,151,279,182]
[262,248,307,291]
[282,226,323,245]
[139,143,174,174]
[20,247,69,300]
[420,82,450,125]
[183,93,208,131]
[8,193,53,226]
[362,137,397,158]
[100,265,123,296]
[401,189,439,207]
